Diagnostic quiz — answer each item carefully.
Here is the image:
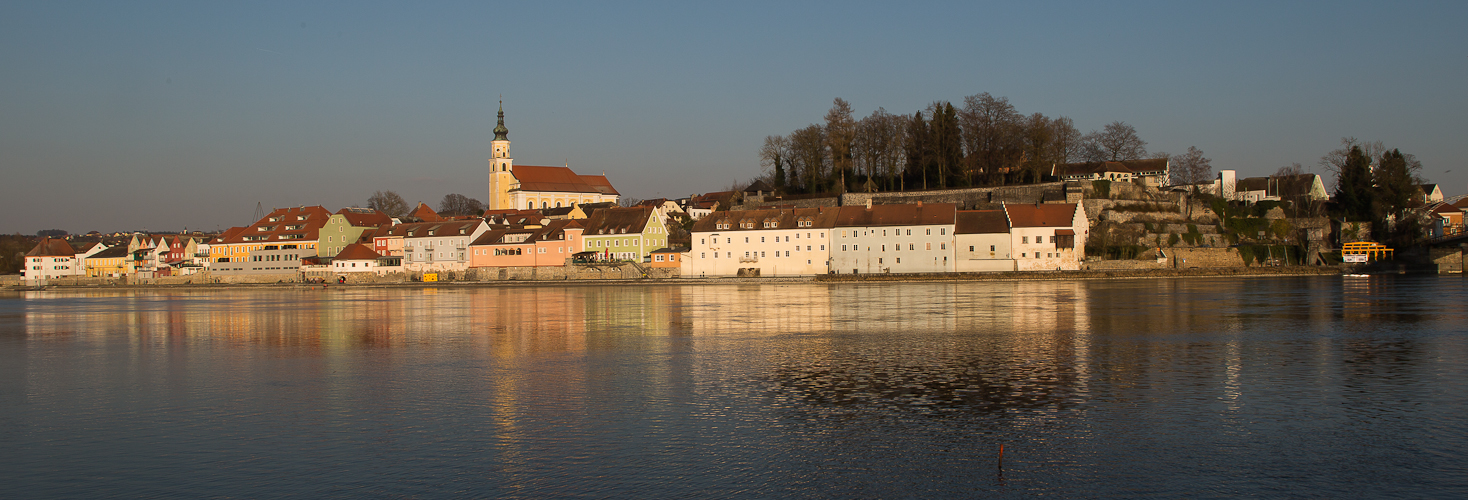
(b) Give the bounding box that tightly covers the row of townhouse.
[21,232,214,283]
[683,202,1088,277]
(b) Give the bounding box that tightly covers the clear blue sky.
[3,1,1465,234]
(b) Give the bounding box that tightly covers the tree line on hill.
[759,95,1210,195]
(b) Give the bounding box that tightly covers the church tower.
[487,101,517,210]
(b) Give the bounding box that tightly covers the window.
[925,228,930,235]
[969,246,975,251]
[907,229,912,236]
[819,245,824,250]
[842,245,847,251]
[926,243,931,250]
[990,245,996,251]
[941,228,946,235]
[941,243,946,250]
[761,237,765,243]
[1022,236,1028,244]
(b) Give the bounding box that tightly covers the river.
[2,276,1465,498]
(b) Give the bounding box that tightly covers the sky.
[2,1,1465,234]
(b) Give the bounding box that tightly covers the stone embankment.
[815,266,1343,282]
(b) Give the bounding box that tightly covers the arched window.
[527,201,534,209]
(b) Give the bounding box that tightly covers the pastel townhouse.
[685,207,838,277]
[954,210,1015,272]
[1003,203,1088,271]
[85,245,131,278]
[394,219,490,274]
[469,219,585,268]
[317,208,392,260]
[829,202,958,275]
[1426,202,1464,238]
[579,206,668,262]
[22,237,80,283]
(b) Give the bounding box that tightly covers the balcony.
[738,256,758,263]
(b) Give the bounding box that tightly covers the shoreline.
[4,266,1366,292]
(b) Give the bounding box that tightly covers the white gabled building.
[1003,203,1088,271]
[955,210,1015,272]
[685,207,838,277]
[829,202,958,275]
[22,238,82,283]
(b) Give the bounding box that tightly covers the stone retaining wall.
[841,182,1068,210]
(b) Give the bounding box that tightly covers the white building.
[955,210,1015,272]
[829,202,958,275]
[685,207,838,277]
[22,238,82,283]
[397,220,490,274]
[1003,203,1088,271]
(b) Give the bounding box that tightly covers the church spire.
[493,99,509,141]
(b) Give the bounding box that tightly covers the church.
[486,103,620,211]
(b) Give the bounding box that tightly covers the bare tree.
[438,193,485,216]
[1048,116,1083,164]
[959,92,1022,183]
[1275,162,1307,177]
[824,98,856,191]
[759,135,791,192]
[1080,121,1148,162]
[1318,137,1387,177]
[787,124,826,192]
[367,190,410,218]
[1169,146,1212,186]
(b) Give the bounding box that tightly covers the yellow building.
[210,206,331,265]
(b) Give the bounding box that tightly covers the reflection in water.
[4,276,1467,498]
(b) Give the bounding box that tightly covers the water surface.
[2,276,1465,498]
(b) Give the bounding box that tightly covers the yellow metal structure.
[422,273,438,282]
[1342,241,1393,261]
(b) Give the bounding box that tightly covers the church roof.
[410,203,442,222]
[514,165,620,195]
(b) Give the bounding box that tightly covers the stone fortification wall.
[1083,259,1168,271]
[738,195,840,210]
[841,182,1068,210]
[1168,248,1245,268]
[1,275,20,286]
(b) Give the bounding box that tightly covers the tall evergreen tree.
[1334,146,1375,222]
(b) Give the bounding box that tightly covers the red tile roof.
[410,203,442,222]
[691,207,839,232]
[334,243,381,261]
[27,237,76,257]
[218,206,333,245]
[1004,203,1079,228]
[512,166,620,195]
[831,203,957,227]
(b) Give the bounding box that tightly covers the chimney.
[865,199,873,210]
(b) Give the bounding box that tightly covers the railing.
[738,256,758,263]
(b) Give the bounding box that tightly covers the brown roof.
[955,210,1009,234]
[512,165,620,195]
[1004,203,1078,228]
[831,203,957,227]
[582,206,655,235]
[380,220,484,239]
[691,207,840,233]
[27,237,77,257]
[334,243,381,261]
[335,208,393,227]
[1429,202,1463,215]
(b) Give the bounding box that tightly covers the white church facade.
[486,103,620,211]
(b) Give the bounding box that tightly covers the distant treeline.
[760,94,1161,194]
